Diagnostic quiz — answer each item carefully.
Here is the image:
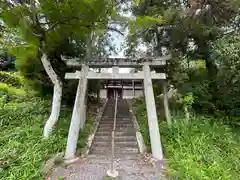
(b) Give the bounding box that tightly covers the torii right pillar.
[143,63,163,160]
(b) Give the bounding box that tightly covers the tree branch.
[107,27,124,35]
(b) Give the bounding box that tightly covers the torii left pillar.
[64,64,89,162]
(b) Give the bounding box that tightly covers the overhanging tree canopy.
[0,0,124,137]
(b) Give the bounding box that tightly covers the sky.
[106,7,132,73]
[106,3,151,73]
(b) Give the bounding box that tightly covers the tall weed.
[133,100,240,180]
[0,90,96,179]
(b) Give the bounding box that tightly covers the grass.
[132,98,240,180]
[0,83,25,96]
[0,71,24,88]
[0,80,98,179]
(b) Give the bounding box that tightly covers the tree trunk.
[184,105,190,121]
[163,81,172,126]
[41,53,63,137]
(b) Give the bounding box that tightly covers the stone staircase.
[88,99,139,161]
[49,99,165,179]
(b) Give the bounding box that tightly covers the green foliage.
[209,34,240,116]
[0,79,99,179]
[161,117,240,179]
[188,34,240,116]
[132,98,151,152]
[167,33,240,117]
[0,96,70,179]
[177,92,194,107]
[10,44,39,75]
[127,0,240,67]
[129,16,164,32]
[211,34,240,69]
[1,0,120,98]
[132,0,144,6]
[0,83,25,96]
[0,51,15,70]
[133,99,240,179]
[0,71,24,88]
[1,0,119,57]
[10,45,52,97]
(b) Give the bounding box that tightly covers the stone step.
[100,118,132,121]
[97,127,135,132]
[99,121,133,125]
[87,154,140,161]
[101,117,131,121]
[99,122,133,125]
[92,141,138,147]
[95,131,135,136]
[97,124,134,129]
[103,110,115,112]
[102,116,130,118]
[94,135,137,142]
[99,122,132,125]
[101,117,131,120]
[88,99,140,163]
[100,119,132,122]
[97,130,135,134]
[90,151,139,157]
[98,122,133,126]
[98,123,133,127]
[90,147,139,155]
[91,144,139,149]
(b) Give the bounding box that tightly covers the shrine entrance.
[106,80,123,99]
[107,87,122,99]
[62,55,172,162]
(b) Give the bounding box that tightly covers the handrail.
[110,90,118,175]
[113,91,118,131]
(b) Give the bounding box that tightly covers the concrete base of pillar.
[106,169,119,178]
[63,157,79,164]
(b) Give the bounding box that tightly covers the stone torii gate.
[63,55,171,162]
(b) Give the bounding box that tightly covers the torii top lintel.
[63,55,170,68]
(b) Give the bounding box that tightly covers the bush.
[132,100,240,180]
[0,86,98,179]
[0,71,24,88]
[161,117,240,179]
[0,83,25,96]
[132,98,151,152]
[168,34,240,117]
[0,97,70,179]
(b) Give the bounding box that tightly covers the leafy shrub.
[0,51,15,70]
[208,34,240,116]
[0,87,97,179]
[161,117,240,179]
[0,83,25,96]
[168,35,240,117]
[133,100,240,180]
[132,98,151,152]
[0,71,24,88]
[0,97,70,179]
